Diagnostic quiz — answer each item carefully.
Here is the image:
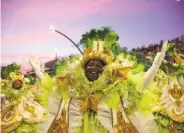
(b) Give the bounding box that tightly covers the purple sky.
[1,0,184,65]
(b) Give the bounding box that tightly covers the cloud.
[2,0,112,23]
[2,0,113,46]
[2,0,183,58]
[1,1,9,9]
[2,21,86,45]
[101,0,160,16]
[1,54,56,66]
[2,30,56,46]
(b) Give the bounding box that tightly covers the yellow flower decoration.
[1,106,23,133]
[18,97,46,123]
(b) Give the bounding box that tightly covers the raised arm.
[142,41,168,89]
[29,56,45,81]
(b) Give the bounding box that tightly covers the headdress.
[81,40,113,68]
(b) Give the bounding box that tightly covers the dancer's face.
[85,59,105,82]
[12,79,23,90]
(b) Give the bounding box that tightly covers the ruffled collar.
[56,64,122,99]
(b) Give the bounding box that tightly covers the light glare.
[49,25,55,33]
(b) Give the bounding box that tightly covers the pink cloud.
[2,0,162,28]
[103,1,159,15]
[1,54,57,67]
[2,30,55,46]
[20,65,32,75]
[1,52,55,59]
[1,26,83,46]
[2,0,113,46]
[1,0,166,59]
[3,0,112,22]
[1,1,9,9]
[2,0,155,45]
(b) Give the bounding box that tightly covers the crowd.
[131,35,184,56]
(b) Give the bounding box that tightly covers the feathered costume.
[33,39,167,133]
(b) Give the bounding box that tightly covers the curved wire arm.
[54,30,83,55]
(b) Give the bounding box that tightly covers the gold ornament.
[23,101,37,117]
[174,53,184,65]
[168,86,184,108]
[168,86,184,116]
[78,93,104,112]
[1,106,23,133]
[113,111,137,133]
[56,76,75,89]
[48,108,68,133]
[169,87,184,99]
[81,41,113,69]
[112,67,133,80]
[18,97,45,123]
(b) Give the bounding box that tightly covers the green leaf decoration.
[111,43,121,55]
[53,54,81,75]
[79,26,119,49]
[166,42,176,57]
[1,62,20,79]
[14,122,36,133]
[160,59,184,75]
[104,31,118,49]
[24,74,36,85]
[55,60,68,75]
